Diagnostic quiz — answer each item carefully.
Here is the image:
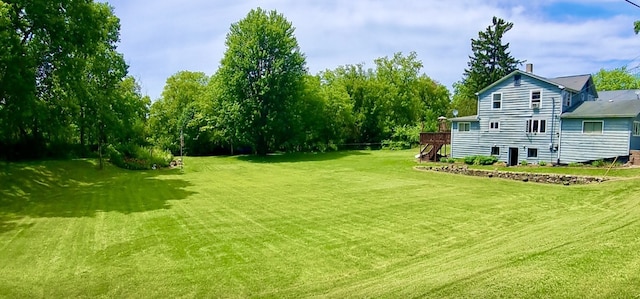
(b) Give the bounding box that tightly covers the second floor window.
[563,92,571,107]
[526,119,546,133]
[492,93,502,109]
[458,122,470,132]
[531,90,541,108]
[634,122,640,136]
[489,121,500,131]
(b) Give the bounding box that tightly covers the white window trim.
[526,119,547,134]
[458,122,471,132]
[633,121,640,136]
[489,120,500,131]
[582,120,604,134]
[530,90,542,109]
[491,92,502,110]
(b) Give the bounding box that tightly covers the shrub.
[381,140,410,150]
[591,160,605,167]
[382,124,421,150]
[106,143,173,170]
[520,160,528,166]
[538,161,547,166]
[439,157,455,163]
[463,155,498,165]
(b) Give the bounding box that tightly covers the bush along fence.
[415,165,608,185]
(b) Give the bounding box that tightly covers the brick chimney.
[525,63,533,73]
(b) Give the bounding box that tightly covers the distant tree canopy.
[452,16,523,116]
[1,5,452,161]
[0,0,148,160]
[592,67,640,91]
[143,8,451,156]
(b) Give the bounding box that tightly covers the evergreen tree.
[452,16,523,116]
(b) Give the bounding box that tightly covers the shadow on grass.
[236,150,371,163]
[0,159,195,233]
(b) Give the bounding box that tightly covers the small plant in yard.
[591,160,606,167]
[568,162,583,167]
[538,161,547,166]
[520,160,528,166]
[463,155,498,165]
[440,157,456,163]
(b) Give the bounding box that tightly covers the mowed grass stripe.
[1,150,640,297]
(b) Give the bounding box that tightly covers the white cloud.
[103,0,640,99]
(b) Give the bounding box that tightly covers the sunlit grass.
[1,150,640,297]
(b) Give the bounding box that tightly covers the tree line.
[6,2,632,163]
[0,1,149,161]
[149,9,451,156]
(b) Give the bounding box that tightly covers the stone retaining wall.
[415,165,607,185]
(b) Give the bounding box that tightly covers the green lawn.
[1,150,640,298]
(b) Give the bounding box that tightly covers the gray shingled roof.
[477,70,586,95]
[449,115,479,122]
[550,75,591,92]
[597,89,640,101]
[561,100,640,118]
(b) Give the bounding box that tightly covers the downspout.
[557,117,563,165]
[556,87,566,165]
[550,96,556,164]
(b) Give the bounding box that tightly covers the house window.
[458,122,470,132]
[489,121,500,131]
[492,93,502,109]
[514,74,521,86]
[634,121,640,136]
[526,119,546,133]
[563,92,571,107]
[527,148,538,158]
[530,90,541,109]
[583,121,603,134]
[491,146,500,156]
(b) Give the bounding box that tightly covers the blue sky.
[102,0,640,100]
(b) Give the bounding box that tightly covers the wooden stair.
[630,150,640,166]
[418,132,451,162]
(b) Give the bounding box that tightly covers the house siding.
[629,116,640,150]
[451,121,481,158]
[559,118,631,163]
[451,74,562,164]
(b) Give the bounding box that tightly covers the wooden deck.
[418,132,451,161]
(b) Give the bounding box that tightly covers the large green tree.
[217,8,307,155]
[592,67,640,91]
[452,16,523,116]
[148,71,210,155]
[0,0,132,159]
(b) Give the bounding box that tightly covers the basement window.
[491,146,500,156]
[527,148,538,158]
